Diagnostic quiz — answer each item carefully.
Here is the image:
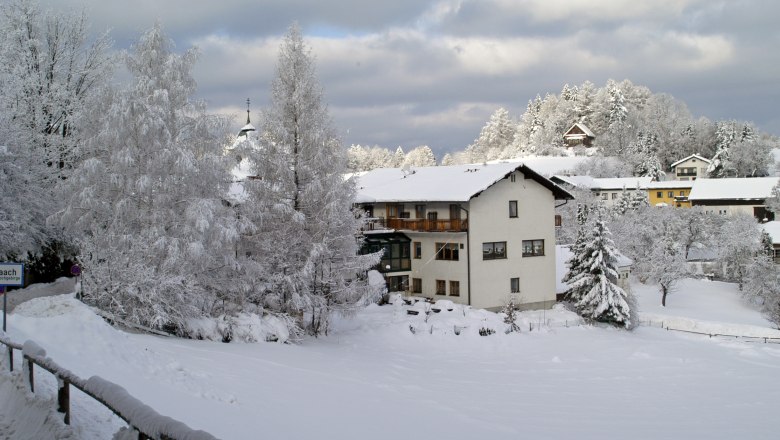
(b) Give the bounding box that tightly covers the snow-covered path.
[2,278,780,439]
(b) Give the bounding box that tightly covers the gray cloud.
[37,0,780,159]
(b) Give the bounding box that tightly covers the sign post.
[70,264,82,300]
[1,263,25,332]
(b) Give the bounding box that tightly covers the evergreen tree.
[243,24,379,336]
[59,24,239,333]
[563,204,590,303]
[568,207,632,327]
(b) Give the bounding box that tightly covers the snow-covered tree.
[393,146,406,167]
[567,206,632,327]
[767,182,780,215]
[646,224,688,307]
[715,213,762,287]
[242,24,379,336]
[59,24,240,334]
[562,203,591,303]
[0,0,112,260]
[627,132,664,180]
[402,145,436,167]
[465,108,516,162]
[743,254,780,328]
[502,293,521,333]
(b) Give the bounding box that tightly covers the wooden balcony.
[366,217,468,232]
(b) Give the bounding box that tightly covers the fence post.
[24,356,34,393]
[7,347,12,372]
[57,378,70,425]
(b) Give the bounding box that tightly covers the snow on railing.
[0,334,218,440]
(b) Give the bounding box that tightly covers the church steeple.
[238,97,256,137]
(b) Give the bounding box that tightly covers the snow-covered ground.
[2,278,780,439]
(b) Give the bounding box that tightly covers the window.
[413,241,421,259]
[412,278,422,294]
[449,281,460,297]
[554,214,562,227]
[510,277,520,293]
[668,191,674,198]
[415,204,425,219]
[522,239,544,257]
[679,191,685,196]
[387,204,403,218]
[601,193,608,200]
[436,280,446,295]
[612,193,617,199]
[510,173,516,182]
[483,242,507,260]
[509,200,518,218]
[656,191,662,198]
[399,211,411,219]
[435,242,459,261]
[427,211,438,221]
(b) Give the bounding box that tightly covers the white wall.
[468,171,558,310]
[407,232,469,303]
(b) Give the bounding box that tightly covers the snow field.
[2,278,780,439]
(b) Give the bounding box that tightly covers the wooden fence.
[0,334,218,440]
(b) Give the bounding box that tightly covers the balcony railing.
[366,217,468,232]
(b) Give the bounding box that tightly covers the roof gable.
[354,162,573,203]
[670,154,711,169]
[563,123,595,138]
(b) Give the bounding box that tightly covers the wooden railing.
[367,218,468,232]
[0,333,218,440]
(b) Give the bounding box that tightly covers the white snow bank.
[84,376,217,440]
[0,371,75,439]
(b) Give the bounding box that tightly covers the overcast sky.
[41,0,780,159]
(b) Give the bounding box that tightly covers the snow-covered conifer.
[562,204,590,303]
[242,24,379,336]
[568,206,632,326]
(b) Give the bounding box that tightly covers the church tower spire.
[238,97,256,137]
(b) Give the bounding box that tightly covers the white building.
[670,154,711,181]
[688,177,780,220]
[550,175,652,207]
[354,162,573,311]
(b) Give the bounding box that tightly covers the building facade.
[356,162,573,310]
[647,181,694,207]
[669,154,711,181]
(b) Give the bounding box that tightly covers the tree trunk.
[661,285,668,307]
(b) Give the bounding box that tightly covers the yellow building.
[647,181,694,208]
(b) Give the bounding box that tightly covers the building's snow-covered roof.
[670,154,711,169]
[762,221,780,244]
[647,180,695,189]
[487,155,589,177]
[555,245,632,294]
[354,162,573,203]
[552,175,652,190]
[688,177,780,201]
[563,123,595,138]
